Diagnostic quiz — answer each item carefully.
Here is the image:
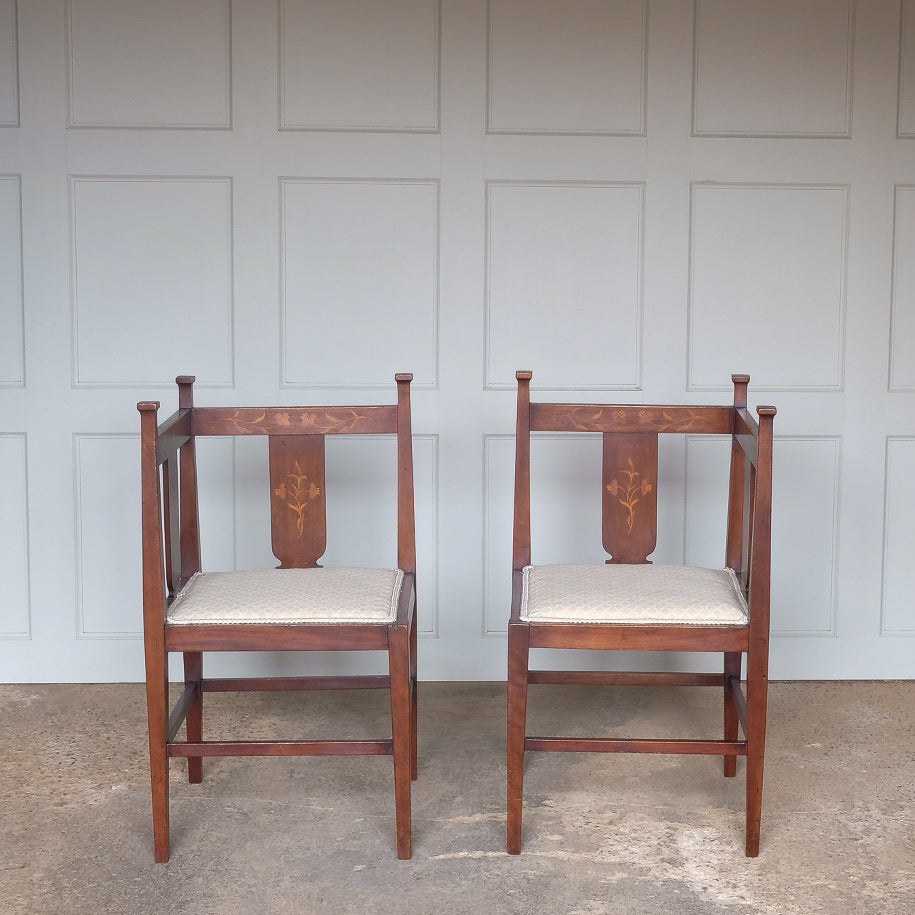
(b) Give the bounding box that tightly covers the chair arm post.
[137,401,167,628]
[513,372,533,570]
[748,405,776,636]
[174,377,202,581]
[395,373,416,574]
[176,375,196,411]
[725,377,750,575]
[731,374,749,412]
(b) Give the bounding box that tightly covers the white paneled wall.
[2,0,915,681]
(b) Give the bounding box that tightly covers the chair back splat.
[138,374,418,862]
[507,371,775,857]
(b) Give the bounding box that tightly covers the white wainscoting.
[2,0,915,680]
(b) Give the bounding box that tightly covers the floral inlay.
[606,456,652,535]
[298,409,367,433]
[274,461,321,536]
[226,411,267,434]
[565,406,705,433]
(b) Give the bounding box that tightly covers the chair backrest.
[139,375,415,601]
[512,371,775,605]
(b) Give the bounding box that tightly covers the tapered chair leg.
[145,656,171,863]
[389,625,413,859]
[507,622,530,855]
[410,610,419,781]
[723,652,741,778]
[183,651,203,784]
[744,667,768,856]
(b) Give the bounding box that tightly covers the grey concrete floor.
[1,681,913,914]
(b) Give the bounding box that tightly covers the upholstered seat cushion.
[167,567,404,626]
[520,564,748,625]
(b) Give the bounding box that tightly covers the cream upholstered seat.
[168,568,404,626]
[520,564,748,626]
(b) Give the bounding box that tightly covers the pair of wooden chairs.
[138,372,774,861]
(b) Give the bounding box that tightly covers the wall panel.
[74,434,140,638]
[882,437,915,634]
[689,184,847,391]
[0,433,29,637]
[280,178,438,388]
[889,186,915,390]
[70,176,234,387]
[693,0,853,137]
[0,0,17,126]
[768,438,841,637]
[67,0,231,128]
[280,0,440,131]
[900,0,915,138]
[487,0,646,135]
[486,182,643,390]
[0,173,23,385]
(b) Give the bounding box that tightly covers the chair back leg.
[183,651,204,784]
[388,623,414,859]
[723,651,741,778]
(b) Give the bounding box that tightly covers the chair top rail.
[529,402,734,435]
[190,404,398,437]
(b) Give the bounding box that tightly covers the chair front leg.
[410,605,418,780]
[389,624,413,859]
[744,654,769,857]
[507,621,531,855]
[145,648,171,863]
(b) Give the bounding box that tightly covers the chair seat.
[520,564,748,625]
[167,567,404,626]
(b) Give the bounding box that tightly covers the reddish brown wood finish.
[602,432,658,563]
[507,372,775,858]
[138,375,418,862]
[268,434,327,568]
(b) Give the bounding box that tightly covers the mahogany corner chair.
[138,374,417,861]
[507,371,775,856]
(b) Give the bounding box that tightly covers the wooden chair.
[138,374,417,862]
[507,372,775,856]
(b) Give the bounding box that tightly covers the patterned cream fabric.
[167,567,404,625]
[520,564,748,625]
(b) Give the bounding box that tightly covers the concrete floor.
[1,681,913,914]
